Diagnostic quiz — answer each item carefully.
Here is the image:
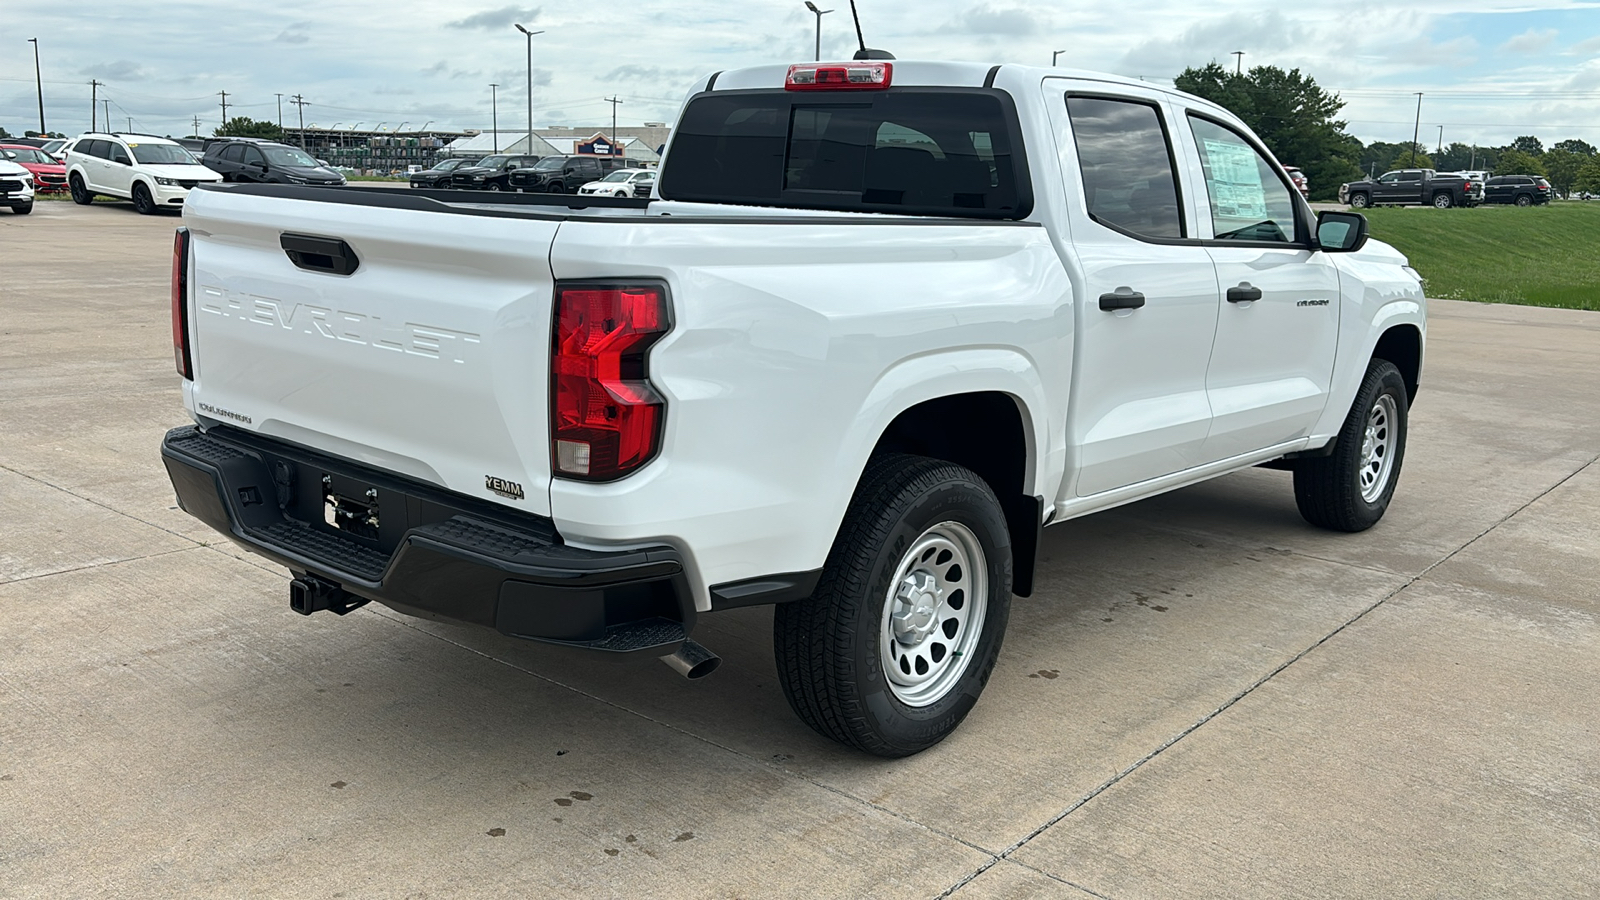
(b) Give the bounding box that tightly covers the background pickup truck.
[164,60,1426,757]
[1341,168,1478,208]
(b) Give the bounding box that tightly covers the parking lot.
[3,200,1598,898]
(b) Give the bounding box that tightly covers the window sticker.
[1201,138,1265,219]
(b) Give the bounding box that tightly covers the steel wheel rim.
[879,521,988,708]
[1359,393,1399,502]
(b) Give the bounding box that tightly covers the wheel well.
[871,392,1040,596]
[1373,325,1421,402]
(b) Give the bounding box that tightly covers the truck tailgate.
[183,187,560,516]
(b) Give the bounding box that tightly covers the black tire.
[1293,359,1409,532]
[1515,194,1533,207]
[69,174,92,205]
[549,181,567,194]
[132,183,157,215]
[1349,192,1370,209]
[773,454,1013,757]
[485,182,502,192]
[1432,192,1453,209]
[12,201,33,215]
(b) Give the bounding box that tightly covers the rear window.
[660,89,1030,218]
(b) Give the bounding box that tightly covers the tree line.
[1175,62,1600,200]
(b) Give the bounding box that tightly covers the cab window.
[1379,172,1399,184]
[1187,115,1297,244]
[1066,96,1184,240]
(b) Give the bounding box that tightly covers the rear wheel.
[1432,192,1453,209]
[132,183,157,215]
[1293,359,1408,532]
[1348,192,1370,209]
[1516,194,1533,207]
[773,454,1013,757]
[69,174,92,205]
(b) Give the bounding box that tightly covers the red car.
[1283,165,1310,199]
[0,144,68,193]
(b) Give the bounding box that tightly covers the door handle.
[1227,284,1263,303]
[1098,288,1146,311]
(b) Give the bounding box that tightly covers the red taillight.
[785,62,892,91]
[551,284,670,480]
[171,227,192,380]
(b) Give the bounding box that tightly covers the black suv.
[409,157,480,188]
[203,138,345,185]
[447,155,542,191]
[1483,175,1551,207]
[508,156,632,193]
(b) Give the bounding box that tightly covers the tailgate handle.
[280,233,359,276]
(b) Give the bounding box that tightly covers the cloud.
[80,60,145,80]
[940,6,1038,36]
[1571,35,1600,55]
[447,6,540,30]
[1501,28,1556,54]
[604,65,704,83]
[1112,12,1314,77]
[275,21,312,44]
[420,61,448,76]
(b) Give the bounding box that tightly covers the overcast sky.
[3,1,1598,149]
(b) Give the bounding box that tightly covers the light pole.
[1052,49,1065,66]
[1231,51,1245,75]
[514,24,543,156]
[28,39,45,135]
[805,2,833,62]
[489,83,500,152]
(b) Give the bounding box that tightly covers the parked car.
[0,158,34,214]
[1283,165,1309,198]
[203,138,346,186]
[447,154,543,191]
[166,60,1424,757]
[1482,175,1551,207]
[64,133,223,214]
[576,168,656,198]
[1,144,68,193]
[408,157,479,188]
[40,138,69,162]
[508,155,633,193]
[1340,169,1477,208]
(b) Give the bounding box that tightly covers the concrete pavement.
[2,200,1597,898]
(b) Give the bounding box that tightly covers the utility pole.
[489,84,500,152]
[28,39,46,135]
[275,93,284,130]
[1231,51,1245,75]
[219,90,229,129]
[90,80,102,131]
[514,24,543,156]
[1410,92,1423,167]
[291,94,310,149]
[102,101,110,131]
[1436,125,1443,154]
[126,117,133,133]
[192,115,201,138]
[605,97,623,155]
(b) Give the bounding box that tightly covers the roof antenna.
[848,0,895,60]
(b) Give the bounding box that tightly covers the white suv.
[0,158,34,214]
[64,133,222,214]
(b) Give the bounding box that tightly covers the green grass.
[1362,202,1600,311]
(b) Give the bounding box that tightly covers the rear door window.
[1065,96,1184,240]
[662,90,1029,218]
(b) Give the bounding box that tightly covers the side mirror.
[1316,211,1369,253]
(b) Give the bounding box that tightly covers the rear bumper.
[161,425,696,655]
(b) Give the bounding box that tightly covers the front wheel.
[1432,192,1453,209]
[132,183,157,215]
[1293,359,1409,532]
[69,174,93,205]
[11,201,33,215]
[1348,192,1370,209]
[485,182,502,192]
[773,454,1013,757]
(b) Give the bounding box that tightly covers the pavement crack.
[0,462,206,547]
[0,545,204,587]
[935,450,1600,899]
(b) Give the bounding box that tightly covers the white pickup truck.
[163,60,1424,757]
